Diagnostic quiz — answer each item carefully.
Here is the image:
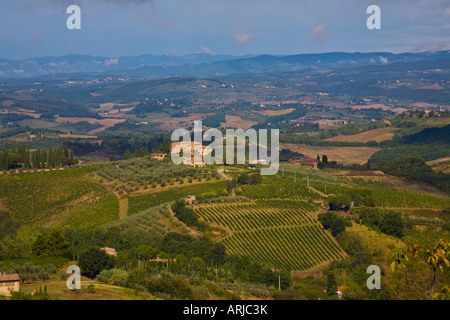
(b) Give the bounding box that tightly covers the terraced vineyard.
[194,200,344,271]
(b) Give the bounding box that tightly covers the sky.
[0,0,449,59]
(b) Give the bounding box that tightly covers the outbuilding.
[0,274,20,296]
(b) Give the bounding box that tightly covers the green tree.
[31,230,70,257]
[226,178,237,193]
[78,247,115,279]
[331,218,346,237]
[326,269,337,296]
[123,149,131,160]
[137,245,157,260]
[319,212,347,237]
[237,173,248,185]
[191,257,206,277]
[379,211,405,237]
[210,243,226,265]
[326,194,351,211]
[247,172,262,185]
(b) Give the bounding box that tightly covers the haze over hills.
[0,53,254,79]
[2,50,450,80]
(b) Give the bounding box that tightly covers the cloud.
[233,30,252,47]
[104,58,119,66]
[200,46,216,56]
[412,41,448,53]
[379,56,388,64]
[446,8,450,16]
[311,24,328,43]
[428,41,448,52]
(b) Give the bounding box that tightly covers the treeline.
[326,188,376,209]
[66,131,172,160]
[123,147,150,160]
[0,145,77,171]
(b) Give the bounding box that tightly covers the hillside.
[370,124,450,163]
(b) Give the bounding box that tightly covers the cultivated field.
[256,108,295,116]
[220,115,258,130]
[194,200,345,271]
[54,116,126,135]
[280,143,380,164]
[325,127,397,143]
[0,168,119,231]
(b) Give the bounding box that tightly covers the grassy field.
[20,277,157,300]
[280,143,380,164]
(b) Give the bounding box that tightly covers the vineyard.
[312,183,450,209]
[194,200,345,271]
[128,180,227,215]
[240,180,322,200]
[371,188,450,209]
[101,204,171,237]
[0,167,119,230]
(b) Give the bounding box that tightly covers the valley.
[0,50,449,301]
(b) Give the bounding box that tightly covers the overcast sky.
[1,0,449,59]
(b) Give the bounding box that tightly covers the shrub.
[96,269,112,283]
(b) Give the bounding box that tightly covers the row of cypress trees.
[0,145,77,171]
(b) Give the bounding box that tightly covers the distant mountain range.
[1,50,450,80]
[0,53,253,79]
